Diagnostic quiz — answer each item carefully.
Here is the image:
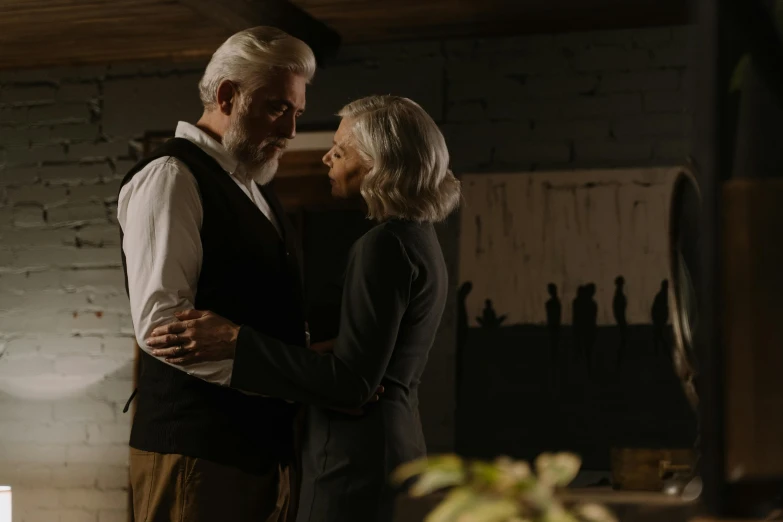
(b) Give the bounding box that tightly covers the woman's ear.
[216,80,237,116]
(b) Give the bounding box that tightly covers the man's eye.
[333,152,341,159]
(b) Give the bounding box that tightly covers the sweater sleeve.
[230,227,413,409]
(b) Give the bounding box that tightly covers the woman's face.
[322,118,369,199]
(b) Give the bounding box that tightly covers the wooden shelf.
[560,487,694,505]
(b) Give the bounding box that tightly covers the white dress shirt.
[117,121,282,386]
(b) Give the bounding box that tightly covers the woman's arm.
[230,228,413,409]
[147,227,413,410]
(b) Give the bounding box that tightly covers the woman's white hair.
[199,26,316,110]
[338,95,461,223]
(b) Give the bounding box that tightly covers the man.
[117,26,314,522]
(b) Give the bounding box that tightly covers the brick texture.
[0,25,691,521]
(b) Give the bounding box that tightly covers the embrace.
[118,26,460,522]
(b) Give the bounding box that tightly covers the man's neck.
[195,112,226,145]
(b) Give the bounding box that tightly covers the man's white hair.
[199,26,316,109]
[338,95,461,223]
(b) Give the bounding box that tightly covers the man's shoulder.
[119,156,198,202]
[127,156,194,182]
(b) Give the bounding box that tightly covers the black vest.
[119,138,306,474]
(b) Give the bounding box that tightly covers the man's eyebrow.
[332,140,346,152]
[269,98,305,113]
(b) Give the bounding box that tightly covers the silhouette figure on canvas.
[457,281,473,350]
[477,299,506,328]
[572,285,586,349]
[573,284,598,372]
[455,281,473,446]
[584,283,598,368]
[545,283,562,353]
[652,279,669,354]
[613,276,628,364]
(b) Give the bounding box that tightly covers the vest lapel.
[258,184,297,256]
[258,184,306,305]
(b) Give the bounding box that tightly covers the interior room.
[0,1,781,521]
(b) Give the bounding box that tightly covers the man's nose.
[278,114,296,140]
[322,151,331,166]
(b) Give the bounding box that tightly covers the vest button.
[286,251,290,256]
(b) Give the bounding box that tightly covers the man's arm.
[230,228,413,409]
[118,157,233,385]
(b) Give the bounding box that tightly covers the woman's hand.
[146,309,239,365]
[310,339,335,354]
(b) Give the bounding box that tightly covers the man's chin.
[249,159,279,186]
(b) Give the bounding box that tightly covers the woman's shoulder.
[349,223,416,282]
[359,219,431,250]
[356,222,406,255]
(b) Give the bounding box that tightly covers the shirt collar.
[174,121,244,179]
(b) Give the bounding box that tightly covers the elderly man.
[117,26,314,522]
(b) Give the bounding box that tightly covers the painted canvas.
[456,168,697,470]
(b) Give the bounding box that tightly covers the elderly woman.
[146,95,461,522]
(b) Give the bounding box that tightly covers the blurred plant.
[392,453,616,522]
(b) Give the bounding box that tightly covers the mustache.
[261,137,288,150]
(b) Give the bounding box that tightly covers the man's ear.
[216,80,237,116]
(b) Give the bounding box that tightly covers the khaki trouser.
[129,448,292,522]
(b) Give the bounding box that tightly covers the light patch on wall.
[288,131,333,151]
[0,339,132,400]
[459,167,680,326]
[0,372,128,401]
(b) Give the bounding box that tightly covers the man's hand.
[148,312,385,414]
[146,309,239,365]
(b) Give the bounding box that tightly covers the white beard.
[223,104,285,186]
[248,156,279,185]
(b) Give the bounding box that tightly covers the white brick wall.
[0,25,691,521]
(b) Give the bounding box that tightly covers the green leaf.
[409,468,467,497]
[519,481,554,512]
[540,504,580,522]
[454,497,519,522]
[572,503,618,522]
[730,54,751,93]
[535,453,582,487]
[392,454,464,486]
[424,488,481,522]
[470,461,502,486]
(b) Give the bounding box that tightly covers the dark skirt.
[295,396,426,522]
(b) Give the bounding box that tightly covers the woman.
[146,95,461,522]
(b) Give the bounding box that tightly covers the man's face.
[223,69,307,185]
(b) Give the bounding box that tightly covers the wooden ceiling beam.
[177,0,341,67]
[291,0,689,44]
